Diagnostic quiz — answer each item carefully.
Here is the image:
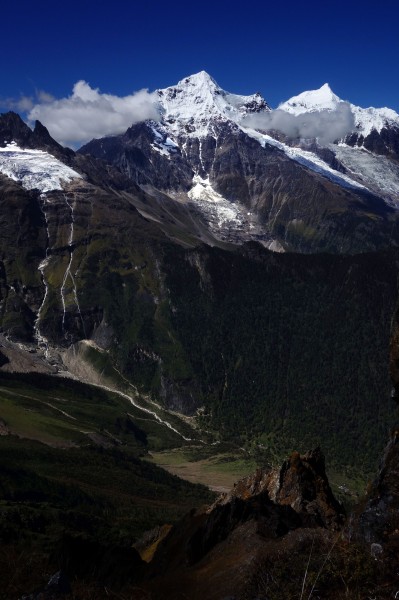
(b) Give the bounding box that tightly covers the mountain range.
[0,72,398,461]
[80,71,399,253]
[1,70,399,597]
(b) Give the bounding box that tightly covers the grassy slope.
[0,371,189,449]
[0,372,214,596]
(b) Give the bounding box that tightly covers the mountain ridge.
[78,72,399,253]
[279,81,399,134]
[1,81,399,598]
[0,78,398,471]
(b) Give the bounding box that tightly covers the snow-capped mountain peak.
[174,70,218,89]
[279,83,342,114]
[156,71,270,137]
[279,83,399,137]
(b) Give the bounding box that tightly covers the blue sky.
[1,0,398,139]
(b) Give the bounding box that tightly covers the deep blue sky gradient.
[1,0,398,111]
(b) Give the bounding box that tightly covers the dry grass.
[147,449,258,492]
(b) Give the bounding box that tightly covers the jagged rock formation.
[0,112,74,162]
[144,448,344,599]
[225,448,344,529]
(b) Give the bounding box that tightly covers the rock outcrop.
[145,449,344,599]
[224,448,344,529]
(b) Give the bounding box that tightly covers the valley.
[0,69,399,597]
[147,448,258,494]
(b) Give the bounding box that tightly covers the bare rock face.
[80,121,194,191]
[218,447,345,530]
[346,125,399,160]
[274,448,345,528]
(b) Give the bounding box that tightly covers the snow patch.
[334,144,399,205]
[0,142,81,192]
[188,174,244,228]
[242,127,369,192]
[261,239,285,253]
[187,174,282,248]
[149,124,179,158]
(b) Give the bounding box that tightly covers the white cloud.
[27,81,161,148]
[37,90,55,103]
[0,89,57,114]
[0,95,34,112]
[241,103,355,144]
[15,96,35,112]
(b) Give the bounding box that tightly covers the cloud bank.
[0,89,56,113]
[27,81,160,147]
[241,102,355,144]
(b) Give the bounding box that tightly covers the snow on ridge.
[334,144,399,205]
[153,72,398,145]
[242,126,368,192]
[0,141,81,193]
[279,84,399,136]
[157,71,270,138]
[350,104,399,137]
